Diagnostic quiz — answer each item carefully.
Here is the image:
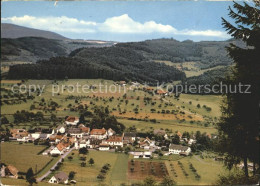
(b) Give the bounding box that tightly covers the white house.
[169,144,191,155]
[67,128,83,138]
[139,137,155,148]
[103,136,123,147]
[17,136,35,142]
[49,172,68,184]
[50,147,63,156]
[30,133,41,139]
[130,151,152,159]
[90,128,107,139]
[107,128,116,137]
[188,139,196,145]
[99,144,110,151]
[50,143,69,155]
[132,152,144,159]
[143,151,152,159]
[56,125,66,134]
[65,116,79,126]
[75,139,90,149]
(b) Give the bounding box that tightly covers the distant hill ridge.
[1,23,68,40]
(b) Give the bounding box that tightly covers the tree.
[26,168,36,185]
[89,158,94,166]
[218,0,260,178]
[69,171,76,180]
[81,161,86,167]
[160,176,176,186]
[50,114,57,121]
[68,156,73,161]
[1,116,9,124]
[172,134,180,144]
[97,174,105,181]
[143,176,156,186]
[79,147,88,155]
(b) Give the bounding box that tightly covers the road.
[37,147,75,182]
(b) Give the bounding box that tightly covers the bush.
[97,174,105,180]
[68,156,73,161]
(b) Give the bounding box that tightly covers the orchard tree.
[89,158,94,166]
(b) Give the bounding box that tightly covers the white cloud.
[2,14,229,38]
[99,14,176,33]
[2,15,97,33]
[179,29,229,38]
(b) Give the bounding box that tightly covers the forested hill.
[7,46,186,83]
[116,38,244,69]
[7,38,243,83]
[184,66,232,86]
[1,37,115,63]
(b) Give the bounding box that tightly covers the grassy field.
[44,149,228,185]
[43,150,128,185]
[154,60,225,78]
[118,119,217,134]
[1,79,221,135]
[1,178,50,186]
[0,142,55,174]
[165,154,228,185]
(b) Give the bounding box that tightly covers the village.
[1,114,203,184]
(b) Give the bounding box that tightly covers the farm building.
[67,128,84,138]
[99,143,110,151]
[55,125,66,134]
[49,172,69,184]
[10,129,28,138]
[169,144,191,155]
[1,165,19,179]
[131,151,152,159]
[103,135,123,147]
[90,128,107,139]
[65,116,79,126]
[107,128,116,136]
[156,89,168,95]
[123,132,136,145]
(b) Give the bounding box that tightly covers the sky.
[1,1,238,42]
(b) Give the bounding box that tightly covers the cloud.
[2,15,97,33]
[179,29,229,38]
[100,14,176,34]
[2,14,229,38]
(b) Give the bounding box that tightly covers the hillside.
[1,37,115,63]
[1,23,67,40]
[117,38,244,69]
[1,37,68,62]
[5,38,242,83]
[7,46,186,83]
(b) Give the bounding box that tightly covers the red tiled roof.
[66,116,78,122]
[56,142,69,151]
[90,128,106,135]
[106,136,122,142]
[56,143,65,151]
[177,131,182,137]
[157,90,167,94]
